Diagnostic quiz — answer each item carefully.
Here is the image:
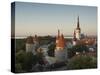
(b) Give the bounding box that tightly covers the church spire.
[75,16,81,40]
[77,16,80,29]
[58,29,60,38]
[56,29,65,49]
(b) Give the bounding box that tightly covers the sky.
[13,2,97,37]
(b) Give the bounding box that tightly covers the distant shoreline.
[11,35,97,39]
[12,36,73,39]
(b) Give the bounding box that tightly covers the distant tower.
[26,36,36,54]
[55,29,67,62]
[33,34,39,47]
[56,29,60,44]
[75,16,81,40]
[56,29,65,50]
[26,35,39,55]
[73,30,77,45]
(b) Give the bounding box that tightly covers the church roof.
[26,36,34,44]
[56,30,65,48]
[26,35,39,44]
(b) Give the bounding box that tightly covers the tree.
[36,51,45,65]
[67,55,97,69]
[22,52,38,71]
[16,50,26,64]
[16,39,25,53]
[67,44,88,58]
[15,63,23,73]
[47,43,55,57]
[67,48,76,59]
[15,50,38,72]
[73,44,88,52]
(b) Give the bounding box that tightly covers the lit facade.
[74,16,81,40]
[55,29,67,62]
[26,35,39,55]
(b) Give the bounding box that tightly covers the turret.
[73,30,77,45]
[26,35,39,55]
[26,36,34,53]
[75,16,81,40]
[56,29,65,50]
[55,29,67,62]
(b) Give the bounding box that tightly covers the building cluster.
[25,16,97,64]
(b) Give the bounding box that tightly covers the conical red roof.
[56,30,65,48]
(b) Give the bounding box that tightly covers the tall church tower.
[75,16,81,40]
[73,30,77,45]
[26,36,35,54]
[56,29,60,44]
[55,29,67,62]
[55,29,65,50]
[26,35,39,55]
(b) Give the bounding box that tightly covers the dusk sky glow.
[14,2,97,37]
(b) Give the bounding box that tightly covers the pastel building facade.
[26,35,39,55]
[73,16,81,45]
